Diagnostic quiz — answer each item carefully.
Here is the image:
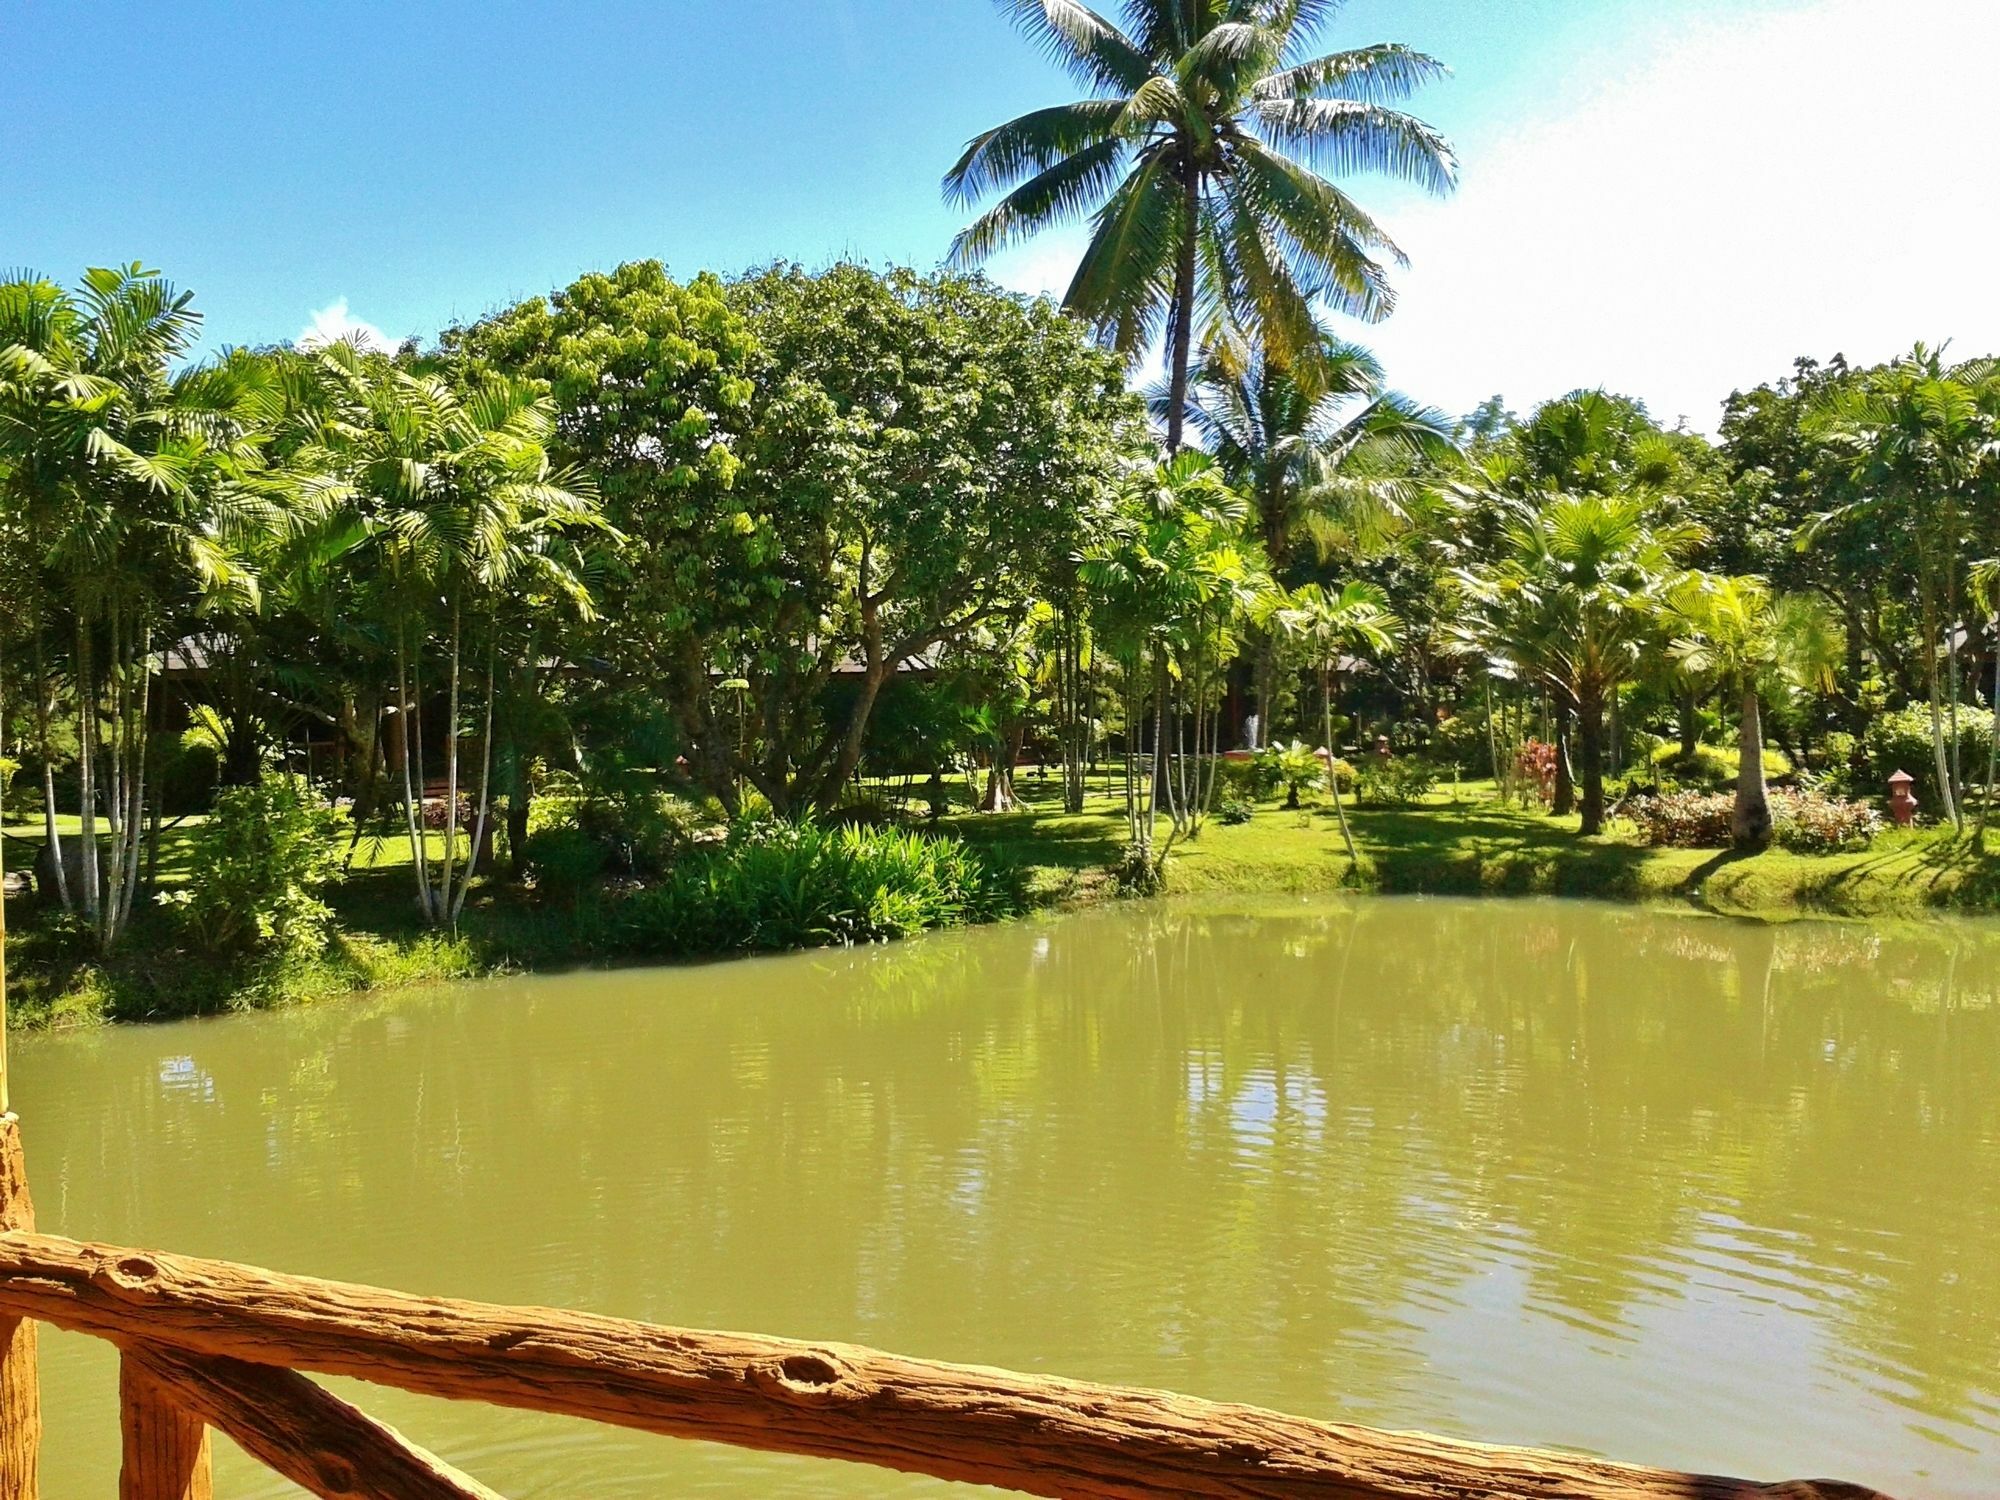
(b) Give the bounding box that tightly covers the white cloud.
[298,296,394,353]
[1357,0,2000,432]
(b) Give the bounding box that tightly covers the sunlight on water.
[17,896,2000,1496]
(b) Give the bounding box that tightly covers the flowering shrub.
[1770,790,1883,853]
[1627,788,1881,852]
[1515,739,1558,804]
[1626,791,1737,848]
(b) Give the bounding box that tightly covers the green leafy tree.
[724,263,1139,814]
[1809,345,2000,830]
[945,0,1454,449]
[442,262,760,815]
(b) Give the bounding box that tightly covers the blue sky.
[6,0,1993,428]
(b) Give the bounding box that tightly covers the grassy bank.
[9,783,2000,1029]
[946,782,2000,920]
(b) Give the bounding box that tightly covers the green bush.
[621,818,1016,954]
[1860,703,1993,813]
[162,776,341,959]
[1214,793,1255,825]
[1217,754,1283,802]
[1356,756,1435,807]
[1649,741,1793,789]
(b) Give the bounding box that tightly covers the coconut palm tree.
[1180,324,1454,739]
[945,0,1455,450]
[1667,575,1843,849]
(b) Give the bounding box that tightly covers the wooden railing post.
[0,1114,36,1500]
[119,1357,211,1500]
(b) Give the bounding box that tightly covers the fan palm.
[945,0,1455,450]
[1456,493,1701,836]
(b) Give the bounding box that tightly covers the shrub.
[163,776,342,959]
[1356,756,1436,807]
[1649,742,1793,789]
[1265,739,1331,808]
[1217,754,1283,802]
[523,826,609,900]
[1515,739,1558,804]
[621,817,1015,954]
[1215,793,1255,825]
[1625,790,1738,848]
[1771,790,1883,853]
[1860,703,1992,812]
[1627,787,1881,852]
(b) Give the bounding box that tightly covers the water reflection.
[16,896,2000,1497]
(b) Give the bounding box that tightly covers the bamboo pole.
[119,1358,211,1500]
[0,1231,1891,1500]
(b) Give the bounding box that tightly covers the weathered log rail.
[0,1113,1897,1499]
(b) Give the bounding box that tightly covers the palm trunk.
[1324,665,1358,866]
[450,634,497,927]
[394,634,435,923]
[441,601,462,920]
[1551,696,1575,817]
[75,617,101,928]
[1733,676,1772,849]
[1577,682,1606,836]
[33,632,71,911]
[1163,166,1199,455]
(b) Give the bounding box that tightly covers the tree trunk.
[1733,678,1773,849]
[74,619,100,929]
[1324,670,1359,867]
[1163,166,1199,455]
[1551,698,1575,817]
[1577,684,1606,836]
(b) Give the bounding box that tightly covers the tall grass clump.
[622,818,1017,955]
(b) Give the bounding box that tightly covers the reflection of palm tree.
[946,0,1454,451]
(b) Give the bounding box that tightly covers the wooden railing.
[0,1114,1895,1500]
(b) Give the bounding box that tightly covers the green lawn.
[944,780,2000,921]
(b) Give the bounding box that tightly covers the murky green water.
[16,896,2000,1496]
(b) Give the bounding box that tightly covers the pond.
[16,895,2000,1496]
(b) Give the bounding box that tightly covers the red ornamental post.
[1886,769,1918,827]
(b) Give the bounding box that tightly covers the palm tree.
[1667,575,1843,849]
[1272,579,1397,862]
[290,343,604,926]
[0,265,267,949]
[1809,345,2000,832]
[945,0,1455,450]
[1455,493,1701,837]
[1181,324,1454,740]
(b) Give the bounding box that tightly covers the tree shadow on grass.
[1350,805,1666,901]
